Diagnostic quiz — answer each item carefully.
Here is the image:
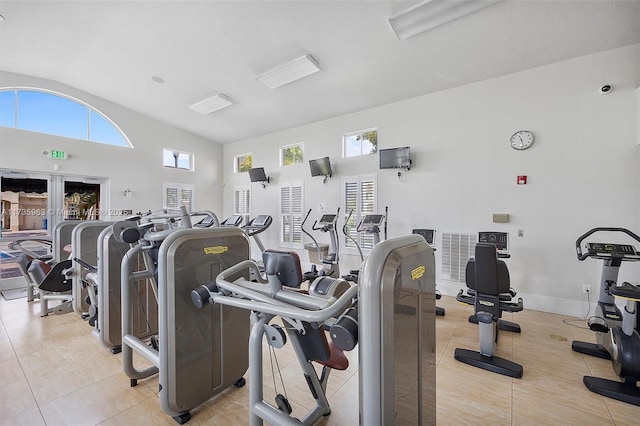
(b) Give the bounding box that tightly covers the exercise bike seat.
[610,282,640,301]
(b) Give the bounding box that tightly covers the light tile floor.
[1,294,639,425]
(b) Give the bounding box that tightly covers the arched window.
[0,88,132,148]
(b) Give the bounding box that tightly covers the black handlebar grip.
[191,285,214,309]
[121,227,142,244]
[330,307,359,351]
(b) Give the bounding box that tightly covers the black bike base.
[436,306,445,317]
[583,376,640,406]
[454,348,523,378]
[572,341,611,360]
[468,315,521,333]
[172,411,191,425]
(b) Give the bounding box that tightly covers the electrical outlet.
[582,285,591,294]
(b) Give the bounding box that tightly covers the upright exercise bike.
[573,227,640,405]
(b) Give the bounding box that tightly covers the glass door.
[1,171,108,291]
[63,178,102,221]
[0,171,51,290]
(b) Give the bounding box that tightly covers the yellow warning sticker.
[204,246,228,255]
[411,265,425,280]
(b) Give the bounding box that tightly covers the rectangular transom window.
[163,149,194,170]
[343,174,377,252]
[234,153,253,173]
[280,143,304,166]
[343,128,378,158]
[280,181,304,248]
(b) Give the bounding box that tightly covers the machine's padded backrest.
[28,259,51,285]
[465,243,510,295]
[263,250,303,288]
[16,254,34,282]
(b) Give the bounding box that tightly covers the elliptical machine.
[341,212,385,283]
[301,208,340,280]
[241,214,272,279]
[573,227,640,405]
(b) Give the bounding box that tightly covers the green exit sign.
[49,149,67,160]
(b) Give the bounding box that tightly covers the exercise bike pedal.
[587,317,609,334]
[275,393,292,415]
[589,323,609,333]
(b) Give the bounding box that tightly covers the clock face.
[510,131,534,150]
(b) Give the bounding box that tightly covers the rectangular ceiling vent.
[441,232,477,284]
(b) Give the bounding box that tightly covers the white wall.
[0,71,224,216]
[223,44,640,317]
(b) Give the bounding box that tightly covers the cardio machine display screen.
[478,231,508,252]
[252,215,270,227]
[362,214,385,226]
[587,243,636,256]
[319,214,336,224]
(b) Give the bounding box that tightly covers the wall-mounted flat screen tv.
[379,147,411,170]
[309,157,332,177]
[249,167,268,182]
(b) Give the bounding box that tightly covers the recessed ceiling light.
[0,15,5,21]
[151,76,165,83]
[255,54,321,89]
[189,93,234,115]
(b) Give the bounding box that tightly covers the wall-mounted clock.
[510,130,534,150]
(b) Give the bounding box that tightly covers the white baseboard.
[437,281,593,318]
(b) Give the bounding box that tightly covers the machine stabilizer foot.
[572,341,611,360]
[583,376,640,406]
[172,412,191,424]
[454,348,523,378]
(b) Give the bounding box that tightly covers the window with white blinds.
[280,181,304,248]
[343,175,377,252]
[233,185,251,226]
[163,182,194,211]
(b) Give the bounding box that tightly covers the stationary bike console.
[586,243,638,258]
[576,227,640,262]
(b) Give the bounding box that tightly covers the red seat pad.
[315,339,349,371]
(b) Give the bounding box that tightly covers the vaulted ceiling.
[1,1,639,144]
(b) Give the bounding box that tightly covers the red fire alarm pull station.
[517,175,527,185]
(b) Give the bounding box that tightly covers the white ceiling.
[0,1,639,144]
